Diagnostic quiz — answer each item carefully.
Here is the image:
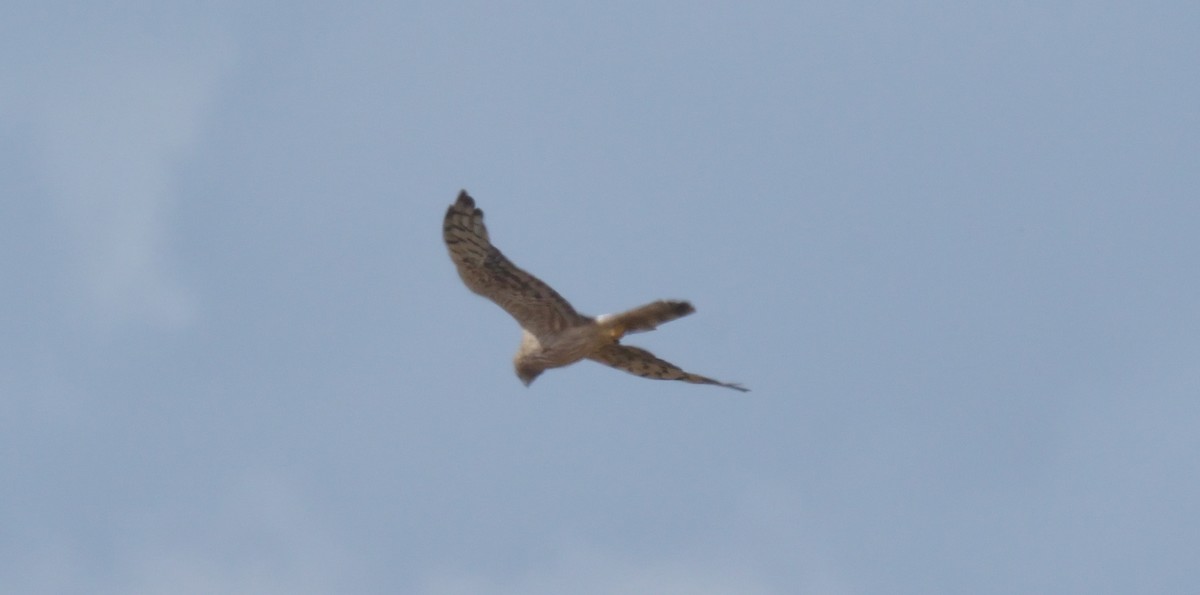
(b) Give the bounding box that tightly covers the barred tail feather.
[597,300,694,336]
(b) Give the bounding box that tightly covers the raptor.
[443,190,747,392]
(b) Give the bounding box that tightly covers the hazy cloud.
[419,546,777,595]
[115,473,354,595]
[419,483,851,595]
[21,33,233,330]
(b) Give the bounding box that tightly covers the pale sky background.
[2,2,1199,594]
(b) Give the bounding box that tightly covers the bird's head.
[515,362,544,387]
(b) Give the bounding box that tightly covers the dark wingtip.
[716,382,749,393]
[671,300,696,316]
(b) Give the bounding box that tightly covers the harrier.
[443,190,747,392]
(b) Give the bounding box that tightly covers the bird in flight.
[443,190,748,392]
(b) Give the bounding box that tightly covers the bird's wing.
[443,190,587,336]
[588,344,748,392]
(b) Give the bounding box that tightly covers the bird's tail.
[597,300,695,338]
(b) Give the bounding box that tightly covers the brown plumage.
[443,190,747,392]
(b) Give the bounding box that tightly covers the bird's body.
[443,190,747,392]
[514,325,601,375]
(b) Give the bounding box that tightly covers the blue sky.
[3,2,1199,593]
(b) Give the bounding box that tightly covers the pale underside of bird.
[443,190,748,392]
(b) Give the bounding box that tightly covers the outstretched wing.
[588,344,749,392]
[443,190,587,336]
